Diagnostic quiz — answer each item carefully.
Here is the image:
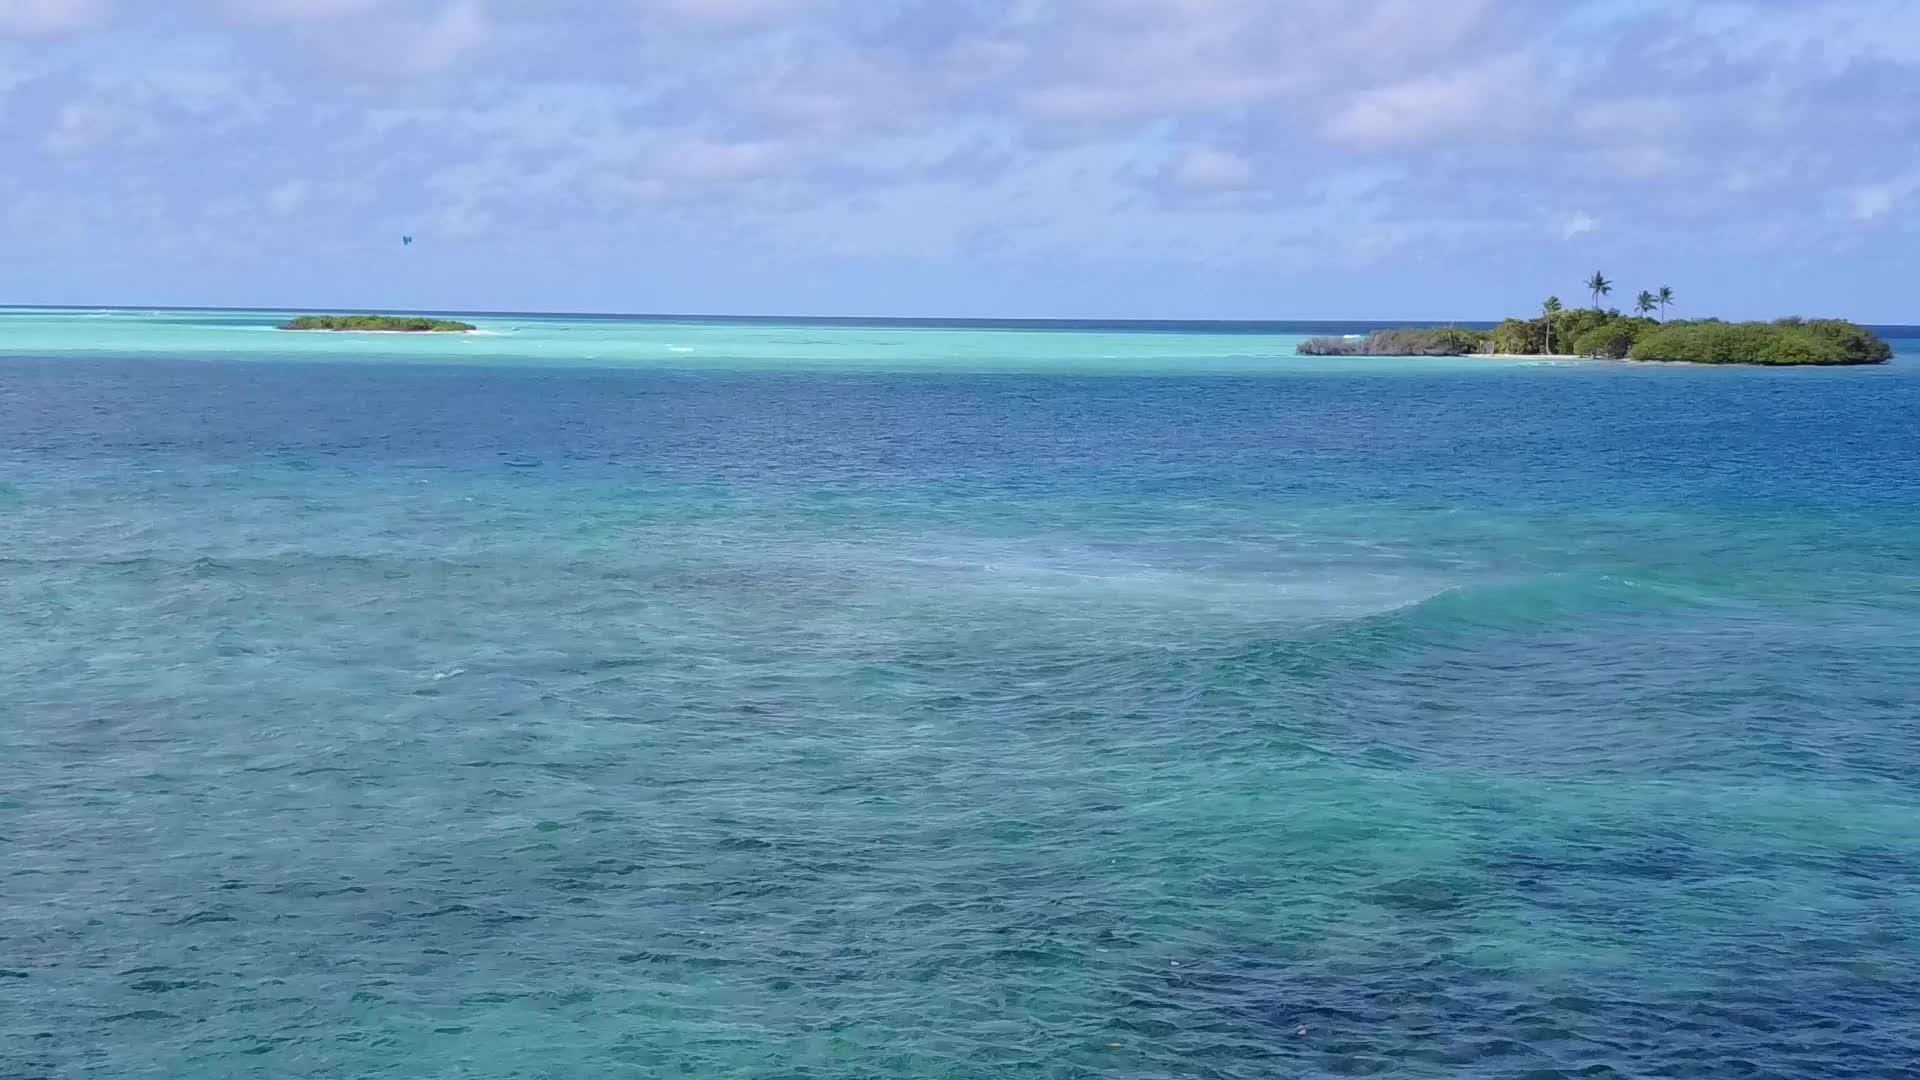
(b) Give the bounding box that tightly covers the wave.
[1322,572,1723,646]
[0,552,469,578]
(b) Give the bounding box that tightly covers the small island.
[1300,276,1892,366]
[280,314,477,333]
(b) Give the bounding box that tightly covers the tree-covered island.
[280,314,477,333]
[1300,277,1892,365]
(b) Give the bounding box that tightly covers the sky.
[1,0,1917,321]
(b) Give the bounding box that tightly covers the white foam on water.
[815,534,1465,626]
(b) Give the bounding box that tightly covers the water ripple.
[4,354,1920,1076]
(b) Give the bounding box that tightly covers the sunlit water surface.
[4,310,1919,1078]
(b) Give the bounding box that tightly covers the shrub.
[1628,319,1891,365]
[1297,327,1489,357]
[1487,310,1649,356]
[281,314,476,332]
[1489,318,1545,354]
[1568,317,1658,359]
[1296,336,1367,356]
[1296,313,1890,366]
[1552,308,1620,347]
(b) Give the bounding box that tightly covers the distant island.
[1300,275,1892,366]
[280,314,476,333]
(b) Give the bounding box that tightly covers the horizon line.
[4,304,1917,332]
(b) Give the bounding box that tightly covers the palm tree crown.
[1586,272,1613,310]
[1636,291,1657,317]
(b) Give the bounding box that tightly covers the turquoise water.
[4,309,1919,1078]
[0,307,1531,374]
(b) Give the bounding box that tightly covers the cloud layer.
[2,0,1916,317]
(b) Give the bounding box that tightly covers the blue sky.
[2,0,1917,320]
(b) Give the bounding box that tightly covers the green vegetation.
[1586,271,1613,310]
[1567,316,1657,360]
[1293,273,1889,365]
[1629,318,1893,365]
[280,314,476,332]
[1486,307,1650,356]
[1297,326,1489,356]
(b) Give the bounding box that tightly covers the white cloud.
[1848,176,1918,222]
[268,178,309,215]
[1851,186,1895,221]
[39,98,156,155]
[1323,57,1539,147]
[0,0,105,35]
[411,0,487,72]
[199,0,488,80]
[1592,144,1683,180]
[588,137,800,206]
[1560,211,1598,240]
[7,0,1920,280]
[209,0,388,21]
[1009,0,1505,132]
[658,138,792,183]
[435,199,492,238]
[1700,0,1920,67]
[1167,145,1254,193]
[651,0,821,28]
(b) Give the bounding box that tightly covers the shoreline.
[1309,316,1893,367]
[276,328,479,335]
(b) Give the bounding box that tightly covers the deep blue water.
[3,332,1920,1078]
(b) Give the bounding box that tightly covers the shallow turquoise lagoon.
[3,310,1918,1078]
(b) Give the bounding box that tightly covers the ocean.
[4,308,1918,1078]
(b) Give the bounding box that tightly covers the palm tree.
[1542,295,1563,355]
[1656,286,1674,322]
[1586,271,1613,310]
[1636,291,1657,317]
